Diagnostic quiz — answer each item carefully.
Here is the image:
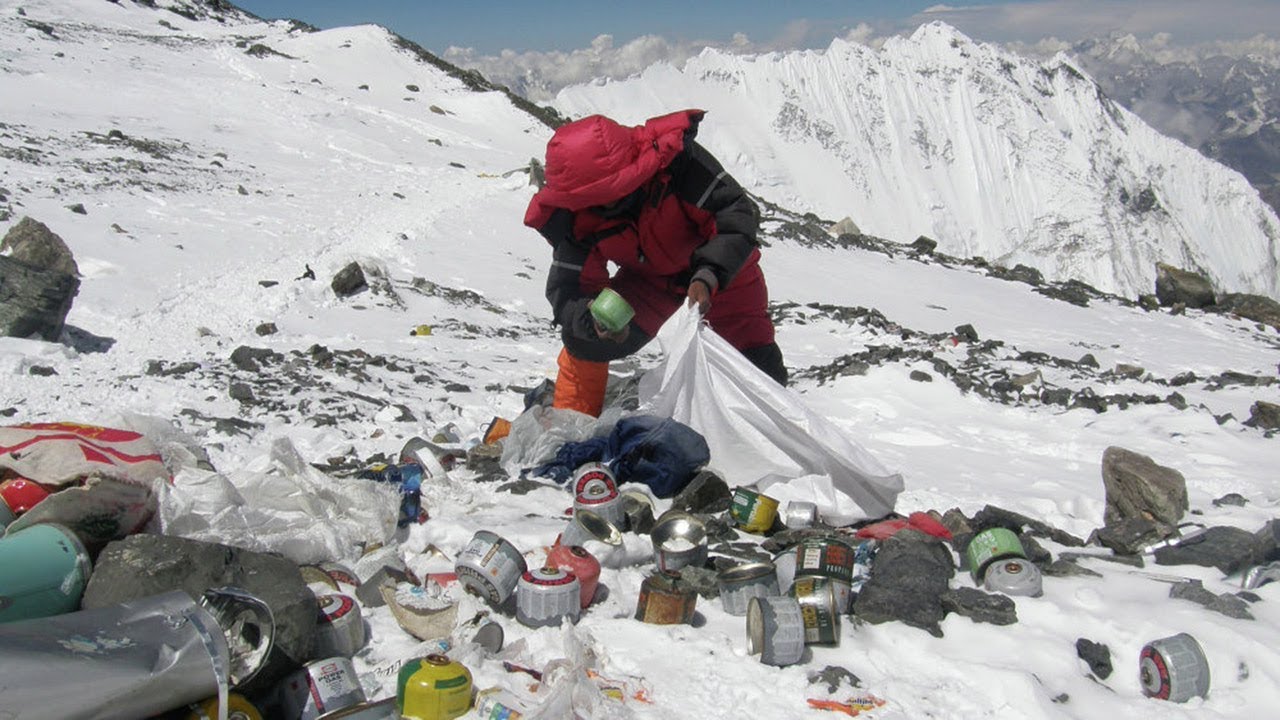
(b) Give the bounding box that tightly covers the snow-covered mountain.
[3,3,1280,719]
[554,24,1280,302]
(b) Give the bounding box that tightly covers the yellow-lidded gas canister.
[397,654,472,720]
[185,692,263,720]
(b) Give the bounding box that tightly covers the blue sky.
[233,0,1280,56]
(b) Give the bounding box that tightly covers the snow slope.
[555,24,1280,302]
[2,3,1279,719]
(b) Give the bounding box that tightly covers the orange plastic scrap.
[585,669,655,704]
[806,695,888,716]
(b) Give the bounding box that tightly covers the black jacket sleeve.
[537,208,598,341]
[668,140,760,292]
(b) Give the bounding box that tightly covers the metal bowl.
[650,511,708,571]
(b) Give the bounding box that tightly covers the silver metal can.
[314,594,367,659]
[515,567,581,628]
[718,561,780,616]
[559,508,622,547]
[456,530,527,606]
[983,558,1043,597]
[1140,633,1211,703]
[781,500,818,529]
[572,462,625,529]
[280,657,367,720]
[747,595,806,667]
[789,576,841,645]
[651,511,708,572]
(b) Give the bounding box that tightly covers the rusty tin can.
[456,530,527,606]
[747,595,806,667]
[634,570,696,625]
[280,657,366,720]
[717,561,780,616]
[790,576,841,645]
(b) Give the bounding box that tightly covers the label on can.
[795,537,856,583]
[747,595,806,667]
[456,531,527,606]
[731,488,780,533]
[282,657,366,720]
[790,577,841,645]
[474,687,527,719]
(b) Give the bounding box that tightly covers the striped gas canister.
[397,654,473,720]
[456,530,527,606]
[789,576,841,645]
[279,657,366,720]
[747,595,806,667]
[730,487,780,534]
[516,567,581,628]
[1140,633,1211,703]
[314,594,367,658]
[717,561,780,616]
[546,543,601,608]
[572,462,625,529]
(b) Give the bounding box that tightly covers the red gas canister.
[546,543,600,609]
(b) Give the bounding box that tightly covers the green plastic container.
[589,288,635,333]
[965,527,1026,583]
[0,523,92,624]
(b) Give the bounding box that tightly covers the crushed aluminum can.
[280,657,367,720]
[0,590,236,720]
[747,595,806,667]
[717,561,780,616]
[650,510,708,572]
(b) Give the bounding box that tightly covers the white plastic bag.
[638,306,903,525]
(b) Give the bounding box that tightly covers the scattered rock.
[672,469,731,514]
[1153,526,1267,575]
[66,203,87,215]
[910,235,937,254]
[1257,520,1280,563]
[230,345,280,372]
[229,382,255,403]
[1,216,80,276]
[1075,638,1113,679]
[1212,293,1280,330]
[1155,263,1215,309]
[1212,493,1248,508]
[1168,579,1254,620]
[405,84,420,92]
[830,217,861,237]
[909,370,933,382]
[331,261,368,297]
[809,665,862,692]
[940,587,1018,625]
[971,505,1086,547]
[1113,364,1144,379]
[498,478,551,495]
[953,324,979,343]
[1077,353,1099,369]
[28,365,56,376]
[1042,559,1103,578]
[1100,446,1188,527]
[527,158,545,189]
[255,322,278,336]
[81,534,316,694]
[1245,401,1280,430]
[1092,516,1170,555]
[464,442,507,483]
[852,529,954,637]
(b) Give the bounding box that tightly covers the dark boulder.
[1100,447,1187,527]
[1154,263,1214,309]
[852,529,954,637]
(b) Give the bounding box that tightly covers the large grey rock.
[940,587,1018,626]
[672,469,731,514]
[82,534,316,693]
[1155,263,1215,308]
[1153,526,1267,575]
[1100,447,1188,527]
[2,216,79,276]
[852,529,954,637]
[1092,516,1171,555]
[1245,401,1280,430]
[0,255,79,340]
[331,261,367,297]
[1213,293,1280,330]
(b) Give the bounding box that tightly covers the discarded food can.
[718,561,781,616]
[516,567,581,628]
[790,576,841,645]
[794,536,857,584]
[651,510,708,572]
[0,521,92,623]
[315,593,368,658]
[572,462,625,529]
[546,543,601,608]
[559,507,622,547]
[280,656,367,720]
[474,687,528,719]
[456,530,527,606]
[398,654,473,720]
[966,527,1026,584]
[184,693,263,720]
[730,487,780,534]
[747,595,806,667]
[589,287,635,333]
[983,558,1044,597]
[781,500,818,529]
[0,477,51,514]
[0,590,235,720]
[1140,633,1211,703]
[635,570,697,625]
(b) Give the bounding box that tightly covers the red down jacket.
[524,110,775,352]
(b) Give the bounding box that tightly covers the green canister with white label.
[0,523,93,623]
[965,527,1027,584]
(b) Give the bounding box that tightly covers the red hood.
[524,109,704,229]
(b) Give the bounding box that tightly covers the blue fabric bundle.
[531,415,710,498]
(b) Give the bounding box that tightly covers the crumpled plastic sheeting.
[638,306,904,526]
[157,437,398,565]
[500,404,622,480]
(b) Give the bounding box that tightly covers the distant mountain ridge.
[552,23,1280,302]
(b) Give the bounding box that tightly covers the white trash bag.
[638,306,903,526]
